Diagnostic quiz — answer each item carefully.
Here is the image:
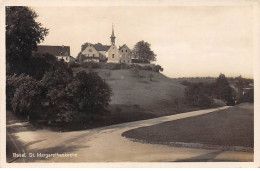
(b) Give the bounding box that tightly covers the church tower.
[110,24,116,45]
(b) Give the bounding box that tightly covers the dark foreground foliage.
[7,61,112,125]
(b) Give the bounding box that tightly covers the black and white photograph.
[1,0,260,168]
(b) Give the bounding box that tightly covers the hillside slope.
[73,68,186,116]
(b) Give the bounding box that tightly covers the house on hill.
[80,24,132,64]
[81,43,110,62]
[118,44,132,64]
[33,45,76,63]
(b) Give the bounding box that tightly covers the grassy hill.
[69,67,226,129]
[73,68,188,117]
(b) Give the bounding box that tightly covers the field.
[122,103,254,150]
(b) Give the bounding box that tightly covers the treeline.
[183,74,254,107]
[70,61,164,72]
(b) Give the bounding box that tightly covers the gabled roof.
[93,43,110,51]
[118,44,130,51]
[35,45,70,56]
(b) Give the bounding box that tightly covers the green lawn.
[122,103,254,148]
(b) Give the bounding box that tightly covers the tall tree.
[132,40,157,63]
[6,6,49,74]
[214,73,235,105]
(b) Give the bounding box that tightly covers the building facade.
[118,44,132,64]
[33,45,75,62]
[80,24,132,63]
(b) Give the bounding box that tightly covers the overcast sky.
[32,6,254,78]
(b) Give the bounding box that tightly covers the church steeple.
[110,23,116,45]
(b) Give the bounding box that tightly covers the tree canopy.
[132,40,157,63]
[6,6,49,75]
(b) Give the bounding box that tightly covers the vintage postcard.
[0,0,260,168]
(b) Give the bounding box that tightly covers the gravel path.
[6,106,253,163]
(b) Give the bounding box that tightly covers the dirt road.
[6,106,253,163]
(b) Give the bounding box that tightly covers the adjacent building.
[33,45,76,63]
[118,44,132,64]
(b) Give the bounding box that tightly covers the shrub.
[48,71,112,123]
[81,62,101,69]
[41,62,112,123]
[184,82,214,107]
[11,77,43,120]
[69,61,80,68]
[6,74,36,109]
[153,65,164,72]
[237,89,254,103]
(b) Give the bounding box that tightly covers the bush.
[184,82,214,107]
[79,62,163,73]
[11,78,43,120]
[81,62,101,69]
[69,61,80,68]
[6,74,36,109]
[237,89,254,103]
[41,62,112,124]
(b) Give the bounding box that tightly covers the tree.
[214,73,235,105]
[132,40,157,63]
[24,53,57,80]
[70,71,112,120]
[41,62,112,123]
[76,42,92,60]
[6,6,49,75]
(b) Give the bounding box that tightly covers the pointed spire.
[111,23,115,37]
[110,23,116,45]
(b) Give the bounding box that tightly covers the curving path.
[7,106,253,163]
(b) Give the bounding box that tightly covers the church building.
[80,24,132,63]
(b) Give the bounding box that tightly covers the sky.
[32,6,254,78]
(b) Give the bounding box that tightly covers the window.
[126,50,127,52]
[66,56,68,61]
[112,54,114,58]
[122,50,123,52]
[60,52,63,55]
[89,49,92,52]
[93,54,95,57]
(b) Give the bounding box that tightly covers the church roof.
[34,45,70,56]
[93,43,110,51]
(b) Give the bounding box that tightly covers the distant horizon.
[33,6,254,79]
